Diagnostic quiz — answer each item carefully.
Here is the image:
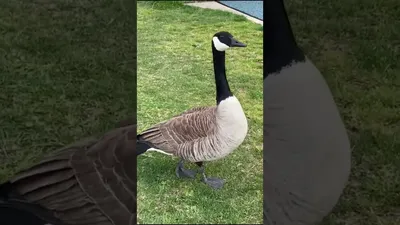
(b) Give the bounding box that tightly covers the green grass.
[137,2,263,224]
[283,0,400,224]
[0,0,136,182]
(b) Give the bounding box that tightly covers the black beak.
[230,37,247,47]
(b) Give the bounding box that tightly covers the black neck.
[212,43,232,104]
[264,0,305,77]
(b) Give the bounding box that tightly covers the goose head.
[212,31,247,52]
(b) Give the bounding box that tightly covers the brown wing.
[8,125,137,225]
[137,106,217,154]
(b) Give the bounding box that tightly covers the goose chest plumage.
[137,31,248,189]
[263,0,351,224]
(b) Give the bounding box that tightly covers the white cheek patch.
[213,37,230,51]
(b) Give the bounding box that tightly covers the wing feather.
[137,106,218,156]
[6,125,137,225]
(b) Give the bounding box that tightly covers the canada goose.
[137,31,248,189]
[263,0,351,224]
[0,123,138,225]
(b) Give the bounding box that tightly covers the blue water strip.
[218,1,263,21]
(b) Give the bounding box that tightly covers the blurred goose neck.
[264,0,305,76]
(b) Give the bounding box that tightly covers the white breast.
[210,96,248,160]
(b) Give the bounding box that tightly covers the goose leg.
[196,162,225,189]
[175,159,197,179]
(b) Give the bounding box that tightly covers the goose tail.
[0,182,63,225]
[136,139,151,156]
[0,181,11,196]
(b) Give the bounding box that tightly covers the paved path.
[184,1,263,25]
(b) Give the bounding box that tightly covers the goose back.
[138,96,248,162]
[6,125,137,225]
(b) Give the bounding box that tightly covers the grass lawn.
[0,0,136,189]
[283,0,400,224]
[136,2,263,224]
